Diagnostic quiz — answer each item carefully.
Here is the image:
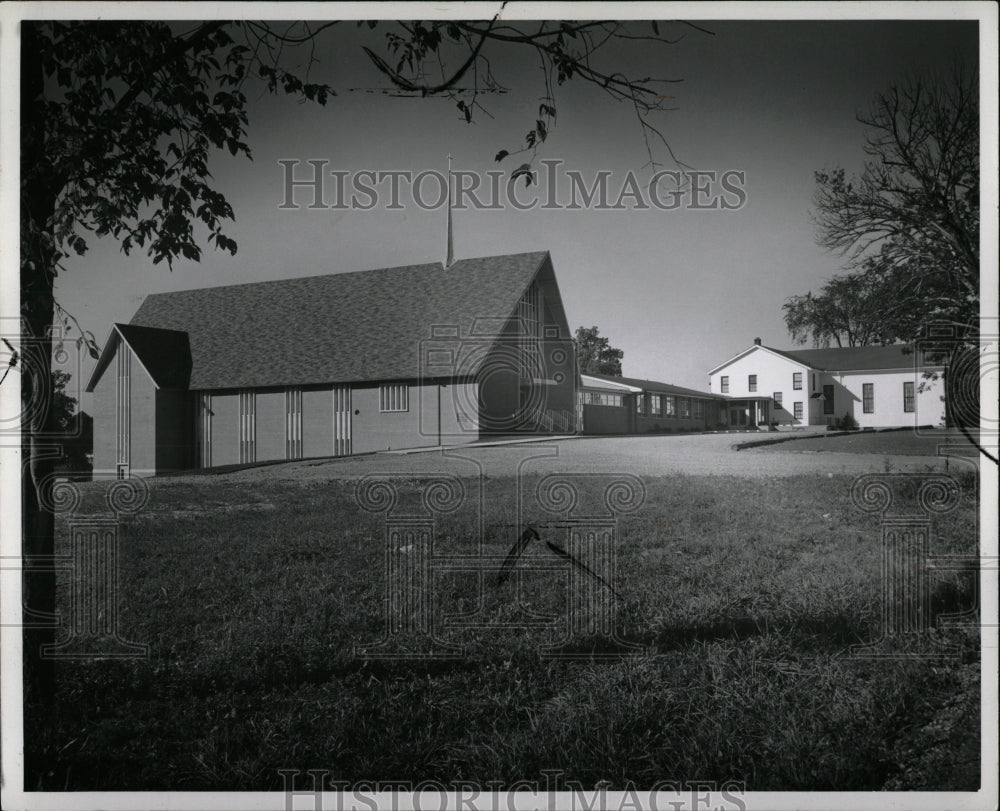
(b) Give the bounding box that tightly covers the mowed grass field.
[757,428,982,456]
[27,469,981,791]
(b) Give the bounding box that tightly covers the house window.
[793,372,802,390]
[650,394,663,417]
[793,401,803,421]
[693,400,704,419]
[748,374,757,392]
[903,381,915,413]
[665,395,676,417]
[285,388,302,459]
[636,394,646,416]
[863,383,874,414]
[720,376,729,394]
[588,392,622,407]
[823,384,835,415]
[773,391,782,408]
[679,397,690,418]
[380,383,409,412]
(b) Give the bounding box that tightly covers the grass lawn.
[26,469,981,791]
[759,428,981,456]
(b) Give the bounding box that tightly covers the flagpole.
[445,154,454,268]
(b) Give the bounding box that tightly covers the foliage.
[574,325,624,376]
[783,260,921,348]
[50,371,92,470]
[830,411,859,431]
[789,69,978,349]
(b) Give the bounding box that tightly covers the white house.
[707,339,946,429]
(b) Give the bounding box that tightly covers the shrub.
[840,411,859,431]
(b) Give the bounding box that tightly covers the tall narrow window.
[793,401,803,421]
[679,398,690,418]
[239,390,256,464]
[665,396,676,416]
[286,388,302,459]
[720,376,729,394]
[198,393,212,468]
[693,400,704,419]
[793,372,802,390]
[379,383,409,412]
[116,345,131,466]
[650,394,662,416]
[773,391,783,408]
[516,279,542,386]
[863,383,874,414]
[636,394,646,416]
[903,381,915,413]
[823,384,835,415]
[748,375,757,392]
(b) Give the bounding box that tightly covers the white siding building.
[707,339,946,429]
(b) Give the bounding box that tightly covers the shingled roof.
[117,251,554,390]
[765,344,939,371]
[85,324,191,391]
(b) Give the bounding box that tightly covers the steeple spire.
[445,154,454,268]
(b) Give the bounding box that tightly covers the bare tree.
[805,67,984,445]
[811,67,979,332]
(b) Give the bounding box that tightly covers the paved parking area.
[203,432,974,483]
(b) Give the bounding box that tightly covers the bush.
[834,411,859,431]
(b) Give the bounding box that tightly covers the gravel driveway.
[191,432,974,484]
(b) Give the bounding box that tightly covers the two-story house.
[708,339,946,429]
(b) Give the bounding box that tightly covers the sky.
[46,14,980,409]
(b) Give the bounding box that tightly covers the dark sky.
[44,13,981,394]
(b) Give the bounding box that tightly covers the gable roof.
[584,372,720,400]
[709,342,942,375]
[766,344,938,371]
[85,324,191,392]
[104,251,555,391]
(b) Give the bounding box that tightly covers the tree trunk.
[21,303,56,705]
[21,20,60,704]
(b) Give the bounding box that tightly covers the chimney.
[753,337,762,346]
